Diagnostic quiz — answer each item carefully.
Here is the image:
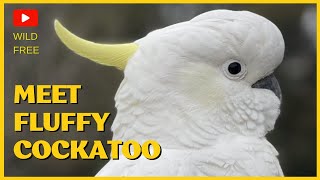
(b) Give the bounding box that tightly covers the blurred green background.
[4,4,316,176]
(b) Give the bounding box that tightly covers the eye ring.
[222,60,247,80]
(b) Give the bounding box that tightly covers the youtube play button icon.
[22,14,30,23]
[13,9,38,27]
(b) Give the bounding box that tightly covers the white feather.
[96,9,285,176]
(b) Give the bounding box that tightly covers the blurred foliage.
[4,4,316,176]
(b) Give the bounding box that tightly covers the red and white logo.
[13,9,38,27]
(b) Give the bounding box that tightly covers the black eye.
[222,60,247,80]
[228,62,242,75]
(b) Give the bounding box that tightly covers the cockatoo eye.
[222,60,247,80]
[228,62,241,74]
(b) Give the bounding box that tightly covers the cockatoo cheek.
[222,86,280,136]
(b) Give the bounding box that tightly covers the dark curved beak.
[252,73,282,101]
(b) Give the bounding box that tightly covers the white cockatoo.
[54,9,285,176]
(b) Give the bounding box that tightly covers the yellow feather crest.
[54,20,138,70]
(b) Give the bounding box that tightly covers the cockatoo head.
[55,10,284,148]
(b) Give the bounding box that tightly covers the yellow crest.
[54,20,138,70]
